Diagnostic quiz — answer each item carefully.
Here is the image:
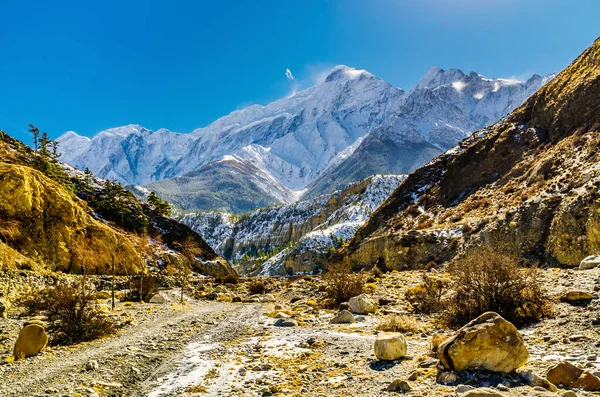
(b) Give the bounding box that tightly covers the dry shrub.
[405,273,448,314]
[323,260,365,307]
[125,275,159,302]
[19,283,115,345]
[442,247,553,328]
[248,278,267,295]
[215,274,239,285]
[377,314,419,333]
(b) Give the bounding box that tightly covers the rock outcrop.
[438,312,529,373]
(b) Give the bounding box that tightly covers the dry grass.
[377,314,419,333]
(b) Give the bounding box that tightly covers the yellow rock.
[438,312,529,373]
[374,332,407,361]
[13,324,48,360]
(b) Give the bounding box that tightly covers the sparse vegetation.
[323,260,365,307]
[247,278,267,295]
[442,247,553,328]
[377,314,419,333]
[19,284,115,345]
[405,272,448,314]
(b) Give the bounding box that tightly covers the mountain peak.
[325,65,373,83]
[414,67,465,90]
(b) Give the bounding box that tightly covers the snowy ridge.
[179,174,406,276]
[58,65,553,211]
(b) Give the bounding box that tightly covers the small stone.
[460,388,508,397]
[386,379,412,392]
[330,310,355,324]
[407,372,418,381]
[437,371,458,384]
[348,294,376,314]
[274,318,297,327]
[85,360,99,371]
[561,291,593,302]
[149,293,166,304]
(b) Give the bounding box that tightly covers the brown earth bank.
[1,267,600,396]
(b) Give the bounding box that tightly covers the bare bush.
[215,274,239,285]
[442,247,553,328]
[248,278,267,295]
[19,284,115,345]
[404,273,448,314]
[323,260,365,307]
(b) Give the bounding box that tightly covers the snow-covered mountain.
[179,174,406,276]
[58,65,553,212]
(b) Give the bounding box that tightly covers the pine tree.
[28,124,40,152]
[51,140,61,162]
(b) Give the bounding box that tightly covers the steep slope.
[302,71,553,198]
[146,154,296,213]
[0,131,234,276]
[58,65,549,212]
[180,174,406,275]
[342,38,600,270]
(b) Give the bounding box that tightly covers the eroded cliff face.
[344,38,600,270]
[0,163,141,273]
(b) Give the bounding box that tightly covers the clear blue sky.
[1,0,598,143]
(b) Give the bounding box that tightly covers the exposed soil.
[1,268,600,396]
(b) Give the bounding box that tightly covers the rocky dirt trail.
[2,267,600,396]
[0,292,253,397]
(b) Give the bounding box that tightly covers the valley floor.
[1,268,600,397]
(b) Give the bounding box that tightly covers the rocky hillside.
[57,66,550,213]
[180,174,405,275]
[0,131,234,277]
[343,37,600,271]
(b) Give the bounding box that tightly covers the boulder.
[330,310,355,324]
[374,332,406,361]
[561,291,593,302]
[580,255,600,269]
[437,312,529,373]
[348,294,376,314]
[547,361,584,386]
[13,324,48,360]
[149,293,166,304]
[547,361,600,391]
[216,293,233,302]
[572,371,600,391]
